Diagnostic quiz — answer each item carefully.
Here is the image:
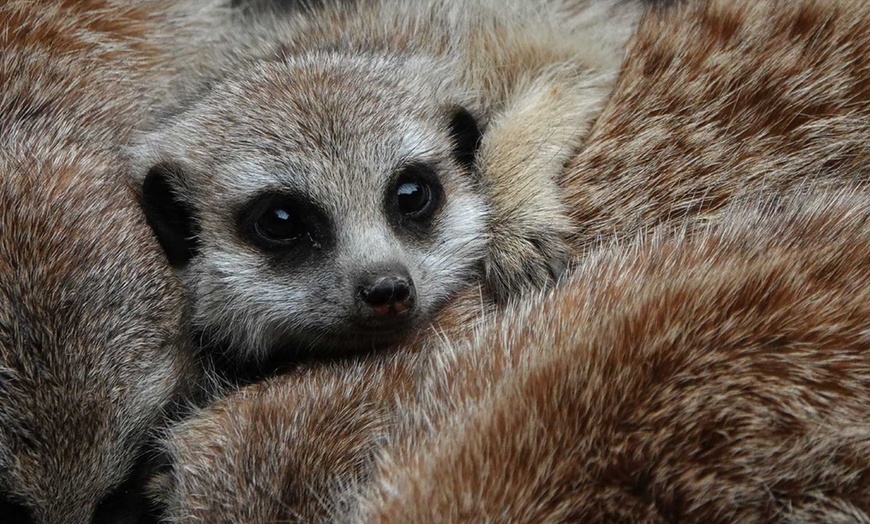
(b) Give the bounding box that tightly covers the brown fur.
[154,355,418,523]
[359,188,870,523]
[563,0,870,251]
[0,1,228,522]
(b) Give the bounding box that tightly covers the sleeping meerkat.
[0,1,232,522]
[133,0,645,362]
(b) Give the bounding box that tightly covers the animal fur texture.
[0,1,233,522]
[132,0,644,362]
[149,0,870,521]
[151,354,419,523]
[562,0,870,250]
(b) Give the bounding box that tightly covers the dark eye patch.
[237,191,332,260]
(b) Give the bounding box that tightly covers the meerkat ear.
[0,493,31,524]
[141,164,199,267]
[448,106,483,171]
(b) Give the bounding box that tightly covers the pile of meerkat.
[3,0,870,522]
[130,0,870,522]
[151,189,870,523]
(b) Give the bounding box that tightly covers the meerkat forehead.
[154,51,466,215]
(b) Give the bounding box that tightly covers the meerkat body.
[0,1,230,521]
[358,188,870,523]
[134,0,645,363]
[152,355,420,522]
[562,0,870,250]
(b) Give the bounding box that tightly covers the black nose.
[358,269,416,317]
[362,276,411,305]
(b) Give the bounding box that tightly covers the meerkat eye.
[393,164,442,222]
[239,194,329,253]
[255,205,301,242]
[397,179,431,215]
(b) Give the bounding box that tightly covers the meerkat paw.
[477,72,610,302]
[485,215,572,302]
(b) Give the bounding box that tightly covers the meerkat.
[136,0,870,366]
[0,1,234,522]
[132,0,646,363]
[145,0,870,520]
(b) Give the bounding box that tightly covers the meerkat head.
[134,52,488,362]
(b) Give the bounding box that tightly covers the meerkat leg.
[479,67,615,301]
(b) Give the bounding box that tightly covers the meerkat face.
[136,52,488,361]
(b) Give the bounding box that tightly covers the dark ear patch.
[448,106,482,171]
[141,164,199,268]
[0,493,32,524]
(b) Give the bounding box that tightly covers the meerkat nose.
[357,270,416,317]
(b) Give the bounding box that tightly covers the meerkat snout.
[357,266,417,319]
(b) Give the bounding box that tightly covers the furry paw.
[475,70,611,303]
[484,220,572,303]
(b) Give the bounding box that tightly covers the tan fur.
[359,188,870,523]
[0,1,230,521]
